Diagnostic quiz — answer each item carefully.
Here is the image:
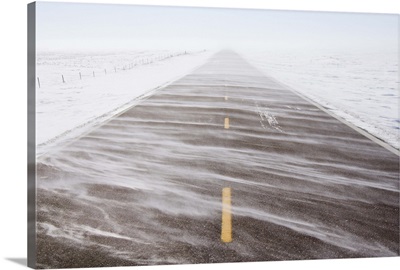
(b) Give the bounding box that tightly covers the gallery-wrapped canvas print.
[28,1,399,269]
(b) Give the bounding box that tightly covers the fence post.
[93,71,95,77]
[37,77,40,88]
[62,75,65,83]
[79,72,81,80]
[104,69,107,75]
[114,67,116,73]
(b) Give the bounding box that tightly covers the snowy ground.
[240,50,399,150]
[36,49,399,156]
[36,50,213,156]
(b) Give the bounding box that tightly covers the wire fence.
[36,51,195,89]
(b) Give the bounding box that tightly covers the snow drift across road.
[36,50,213,156]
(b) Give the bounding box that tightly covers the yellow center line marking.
[224,117,230,129]
[221,187,232,243]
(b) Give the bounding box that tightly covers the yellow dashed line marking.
[221,187,232,243]
[225,96,228,101]
[224,117,230,129]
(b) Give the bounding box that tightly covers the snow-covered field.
[241,50,399,150]
[36,50,213,156]
[36,49,399,155]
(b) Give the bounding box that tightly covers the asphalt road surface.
[36,51,399,269]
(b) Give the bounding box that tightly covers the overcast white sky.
[36,2,398,52]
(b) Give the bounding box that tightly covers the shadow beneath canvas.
[5,258,27,267]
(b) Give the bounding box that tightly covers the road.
[36,51,399,268]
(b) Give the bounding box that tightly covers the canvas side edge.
[27,2,36,269]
